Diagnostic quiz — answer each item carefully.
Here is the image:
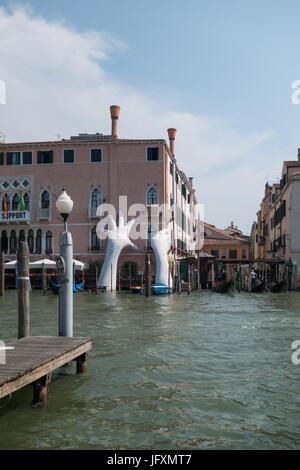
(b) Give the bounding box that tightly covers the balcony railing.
[0,210,30,223]
[89,207,99,219]
[38,208,50,220]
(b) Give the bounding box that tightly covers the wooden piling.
[145,253,151,297]
[95,267,98,294]
[187,264,191,294]
[211,263,215,291]
[118,268,121,294]
[76,352,88,374]
[32,373,52,405]
[129,263,132,289]
[0,251,5,296]
[17,236,30,339]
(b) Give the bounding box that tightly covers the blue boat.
[151,283,169,295]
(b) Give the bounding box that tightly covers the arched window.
[27,229,34,253]
[1,230,8,251]
[90,189,101,217]
[19,229,25,242]
[10,230,17,252]
[91,226,100,251]
[36,229,42,253]
[46,231,53,253]
[147,187,158,205]
[12,193,19,211]
[2,194,10,211]
[91,189,101,208]
[24,193,30,211]
[41,191,50,209]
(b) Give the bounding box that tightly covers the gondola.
[214,279,232,293]
[251,280,265,293]
[268,280,286,293]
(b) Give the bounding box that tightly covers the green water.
[0,289,300,450]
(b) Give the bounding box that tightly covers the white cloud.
[0,5,282,233]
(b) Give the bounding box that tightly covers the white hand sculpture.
[151,228,173,287]
[97,213,136,291]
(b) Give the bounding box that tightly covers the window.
[46,231,53,253]
[0,153,3,165]
[63,149,74,163]
[147,147,159,161]
[7,152,21,165]
[23,151,32,165]
[91,226,100,251]
[175,173,179,184]
[1,231,8,251]
[10,230,17,252]
[221,248,226,259]
[37,150,53,164]
[242,248,247,259]
[91,189,101,208]
[170,162,173,175]
[41,191,50,209]
[147,187,158,205]
[211,249,219,257]
[91,149,102,162]
[182,184,186,199]
[27,230,34,253]
[36,229,42,253]
[19,230,25,242]
[229,249,237,259]
[12,194,19,211]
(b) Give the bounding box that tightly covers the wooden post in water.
[95,266,98,294]
[17,234,30,339]
[168,264,171,295]
[118,267,121,294]
[129,263,132,289]
[140,268,144,295]
[145,253,151,297]
[0,251,5,296]
[187,264,191,294]
[211,263,215,291]
[110,263,113,292]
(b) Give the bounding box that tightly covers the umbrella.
[30,259,57,269]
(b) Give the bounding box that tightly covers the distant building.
[203,222,250,262]
[251,149,300,273]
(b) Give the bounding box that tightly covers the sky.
[0,0,300,233]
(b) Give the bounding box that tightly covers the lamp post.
[56,189,73,337]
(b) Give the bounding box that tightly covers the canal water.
[0,289,300,450]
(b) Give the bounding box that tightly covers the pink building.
[0,106,198,275]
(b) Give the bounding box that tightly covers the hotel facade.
[0,106,198,274]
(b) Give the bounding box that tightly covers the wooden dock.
[0,336,92,404]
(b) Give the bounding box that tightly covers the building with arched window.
[0,105,199,269]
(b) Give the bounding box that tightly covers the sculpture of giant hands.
[97,213,136,290]
[151,228,173,287]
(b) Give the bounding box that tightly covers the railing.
[38,208,50,219]
[0,210,30,223]
[89,207,98,218]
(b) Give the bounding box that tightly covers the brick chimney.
[189,177,193,187]
[167,128,177,157]
[110,105,120,140]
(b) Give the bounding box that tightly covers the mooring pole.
[146,253,151,297]
[17,234,30,339]
[118,267,121,294]
[59,227,73,337]
[0,251,5,297]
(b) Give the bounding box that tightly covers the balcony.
[88,206,99,219]
[38,208,50,220]
[0,210,30,224]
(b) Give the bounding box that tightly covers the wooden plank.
[0,336,92,399]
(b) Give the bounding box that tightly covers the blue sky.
[1,1,300,232]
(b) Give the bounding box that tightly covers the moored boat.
[214,279,232,293]
[151,283,169,295]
